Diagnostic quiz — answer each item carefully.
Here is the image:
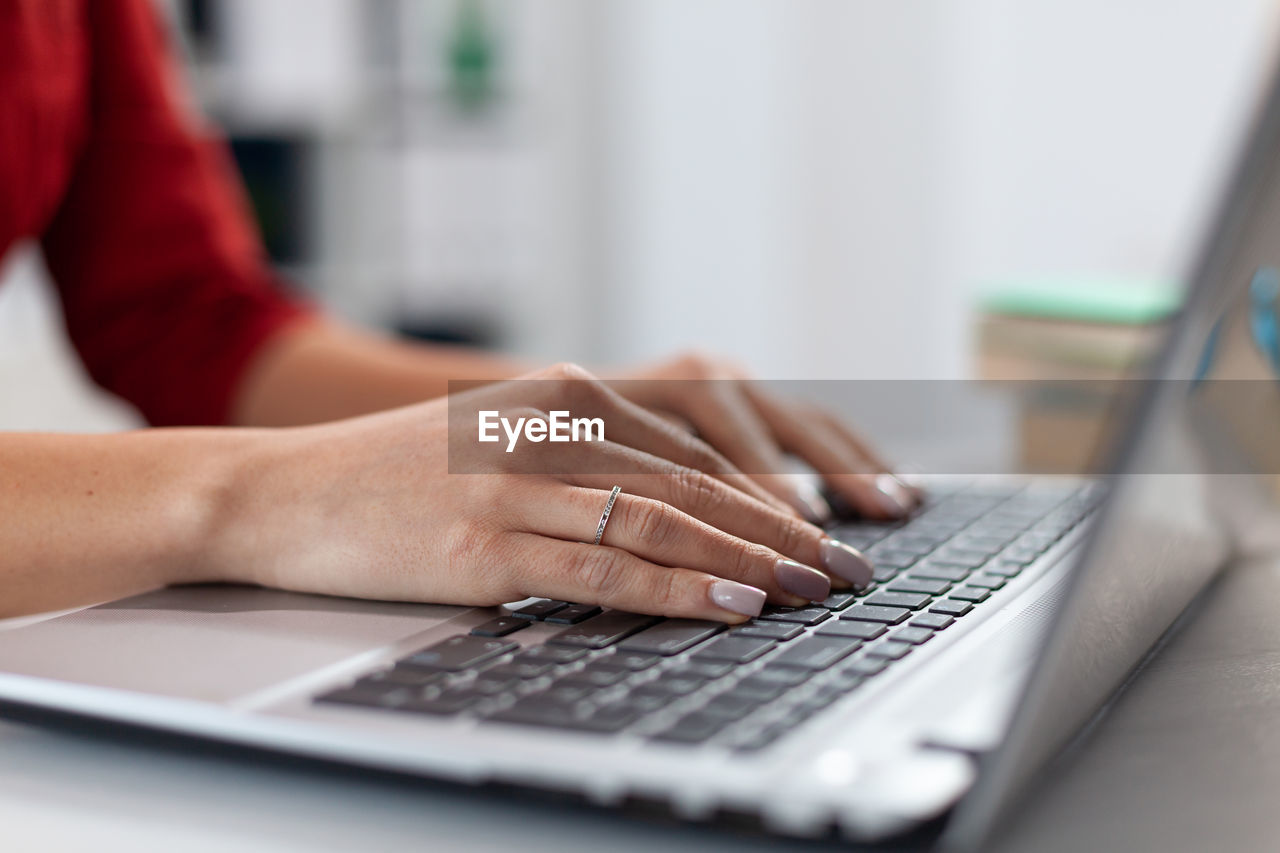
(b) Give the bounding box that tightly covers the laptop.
[3,57,1280,853]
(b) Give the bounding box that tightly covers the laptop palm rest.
[0,586,467,703]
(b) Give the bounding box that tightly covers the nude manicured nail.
[709,579,767,617]
[789,483,833,525]
[874,473,913,517]
[821,538,874,588]
[774,558,831,601]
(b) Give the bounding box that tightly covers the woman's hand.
[213,364,874,623]
[608,352,922,524]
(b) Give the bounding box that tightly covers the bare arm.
[231,319,527,427]
[0,429,258,618]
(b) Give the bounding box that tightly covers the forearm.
[231,319,528,427]
[0,429,259,617]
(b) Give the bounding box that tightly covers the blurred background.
[2,0,1278,467]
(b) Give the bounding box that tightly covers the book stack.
[975,276,1180,474]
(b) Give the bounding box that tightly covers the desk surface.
[3,555,1279,853]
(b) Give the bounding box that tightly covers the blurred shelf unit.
[162,0,540,348]
[974,275,1180,474]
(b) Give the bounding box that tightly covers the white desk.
[3,555,1279,852]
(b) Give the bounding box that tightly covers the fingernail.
[709,579,767,617]
[774,558,831,601]
[892,473,926,504]
[821,538,874,588]
[789,482,833,524]
[874,473,913,517]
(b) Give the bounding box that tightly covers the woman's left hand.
[610,352,921,524]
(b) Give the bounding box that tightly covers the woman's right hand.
[210,364,874,623]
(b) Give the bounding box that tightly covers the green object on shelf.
[979,275,1182,325]
[447,0,497,112]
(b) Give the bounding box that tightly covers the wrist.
[179,428,288,588]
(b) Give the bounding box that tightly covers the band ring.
[591,486,622,545]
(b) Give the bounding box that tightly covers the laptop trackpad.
[0,585,468,703]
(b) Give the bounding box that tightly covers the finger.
[514,485,832,605]
[518,379,797,519]
[555,445,874,588]
[648,381,833,524]
[507,531,768,622]
[744,388,914,520]
[821,412,926,503]
[597,392,799,518]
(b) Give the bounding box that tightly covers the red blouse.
[0,0,312,425]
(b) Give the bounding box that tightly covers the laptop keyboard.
[315,482,1101,752]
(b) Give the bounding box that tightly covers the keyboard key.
[510,599,570,620]
[734,620,806,641]
[910,613,955,631]
[487,660,553,679]
[547,611,662,649]
[892,626,935,645]
[667,660,734,680]
[984,560,1024,578]
[402,636,518,672]
[730,677,788,702]
[544,604,603,624]
[872,566,900,583]
[316,682,409,709]
[542,684,597,704]
[400,687,489,715]
[929,552,989,569]
[470,617,531,637]
[594,651,662,672]
[361,665,447,688]
[816,620,887,641]
[929,599,974,617]
[701,692,763,721]
[950,587,992,603]
[966,574,1006,590]
[651,711,725,744]
[888,577,952,596]
[488,696,591,729]
[821,592,856,611]
[841,657,889,677]
[728,722,790,752]
[908,564,970,582]
[757,607,831,626]
[471,674,521,695]
[693,635,777,664]
[839,604,911,625]
[866,641,913,660]
[632,675,709,699]
[770,636,862,670]
[753,665,814,687]
[827,670,866,691]
[864,591,932,611]
[618,619,724,655]
[571,702,642,733]
[557,664,630,688]
[516,645,588,664]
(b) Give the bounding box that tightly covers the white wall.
[593,0,1280,380]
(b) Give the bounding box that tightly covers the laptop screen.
[946,52,1280,848]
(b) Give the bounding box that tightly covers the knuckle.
[540,361,596,382]
[652,569,683,613]
[773,513,815,556]
[629,497,683,544]
[569,546,627,600]
[674,349,720,379]
[674,467,724,516]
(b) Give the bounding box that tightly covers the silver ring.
[591,486,622,545]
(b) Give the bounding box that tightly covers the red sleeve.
[40,0,316,426]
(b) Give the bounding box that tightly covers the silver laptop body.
[4,51,1280,850]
